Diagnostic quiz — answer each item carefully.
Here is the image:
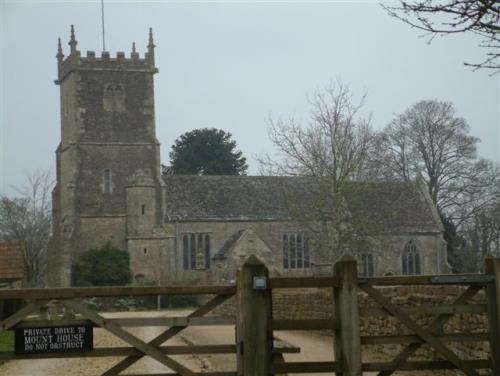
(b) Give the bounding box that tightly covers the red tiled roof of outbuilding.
[0,243,24,281]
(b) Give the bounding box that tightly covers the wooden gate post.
[236,255,272,376]
[485,257,500,374]
[333,255,362,376]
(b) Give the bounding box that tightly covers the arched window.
[204,235,210,269]
[360,253,375,277]
[182,235,189,270]
[290,235,296,269]
[182,233,211,270]
[283,233,310,270]
[196,234,204,269]
[190,234,196,269]
[283,234,289,269]
[303,236,310,268]
[402,241,421,275]
[297,234,303,268]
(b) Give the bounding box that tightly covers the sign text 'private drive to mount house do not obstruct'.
[15,325,93,354]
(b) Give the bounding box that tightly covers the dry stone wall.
[213,285,490,363]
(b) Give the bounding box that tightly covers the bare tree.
[0,171,53,287]
[445,159,500,225]
[363,120,417,182]
[453,199,500,272]
[383,0,499,72]
[263,81,372,182]
[457,160,500,256]
[374,100,499,225]
[260,81,374,262]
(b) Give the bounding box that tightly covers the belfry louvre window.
[182,233,210,270]
[402,241,421,275]
[103,169,111,193]
[360,253,375,277]
[283,233,310,269]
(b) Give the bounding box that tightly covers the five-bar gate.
[0,256,498,375]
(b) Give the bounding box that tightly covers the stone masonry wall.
[171,220,445,285]
[212,285,490,362]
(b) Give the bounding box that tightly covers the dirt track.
[0,309,427,376]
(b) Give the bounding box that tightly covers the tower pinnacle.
[147,27,155,64]
[56,38,64,64]
[69,24,77,54]
[148,28,155,50]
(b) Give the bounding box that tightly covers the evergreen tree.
[73,243,130,286]
[168,128,248,175]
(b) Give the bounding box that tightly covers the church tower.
[49,26,168,286]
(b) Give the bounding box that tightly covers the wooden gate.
[0,284,241,376]
[237,256,500,375]
[0,256,498,375]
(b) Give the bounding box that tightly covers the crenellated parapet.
[55,25,158,85]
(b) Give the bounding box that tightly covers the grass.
[0,331,13,351]
[0,331,14,366]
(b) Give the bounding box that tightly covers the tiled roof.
[342,181,442,234]
[163,175,442,234]
[0,243,24,281]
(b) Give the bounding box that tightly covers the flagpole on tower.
[101,0,106,51]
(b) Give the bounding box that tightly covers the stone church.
[48,27,447,287]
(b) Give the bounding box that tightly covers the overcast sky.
[1,1,498,196]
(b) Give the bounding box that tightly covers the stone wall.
[128,238,170,283]
[170,219,446,284]
[170,221,313,284]
[78,216,127,256]
[212,285,490,362]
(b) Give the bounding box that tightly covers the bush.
[84,297,103,311]
[113,297,137,311]
[164,294,200,308]
[73,242,130,286]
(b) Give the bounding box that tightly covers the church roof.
[162,175,443,234]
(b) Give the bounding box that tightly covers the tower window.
[103,83,125,112]
[141,205,145,215]
[143,248,147,254]
[103,169,111,194]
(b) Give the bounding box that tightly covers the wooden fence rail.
[0,285,236,300]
